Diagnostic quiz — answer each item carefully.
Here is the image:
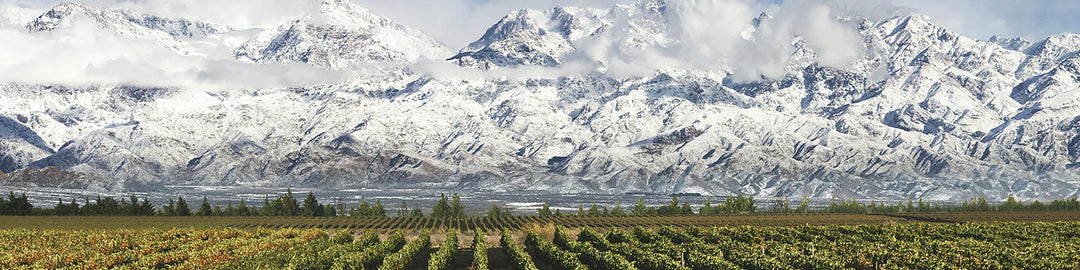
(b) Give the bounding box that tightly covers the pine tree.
[611,201,625,216]
[433,194,451,218]
[302,192,323,216]
[538,202,552,217]
[633,199,647,216]
[163,199,175,216]
[196,196,213,216]
[283,189,300,216]
[488,202,503,217]
[587,203,601,216]
[451,193,465,218]
[373,199,386,217]
[176,196,191,216]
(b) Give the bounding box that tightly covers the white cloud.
[0,13,348,89]
[353,0,625,49]
[554,0,863,81]
[2,0,1077,89]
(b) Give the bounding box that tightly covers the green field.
[4,211,1080,230]
[4,212,1080,269]
[3,221,1079,269]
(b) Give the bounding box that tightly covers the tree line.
[537,195,758,217]
[821,195,1080,214]
[3,189,1079,217]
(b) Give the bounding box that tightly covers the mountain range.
[1,0,1079,201]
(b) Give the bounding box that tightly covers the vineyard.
[3,221,1080,269]
[0,213,917,230]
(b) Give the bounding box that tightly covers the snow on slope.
[26,2,231,55]
[235,0,453,70]
[1,0,1079,201]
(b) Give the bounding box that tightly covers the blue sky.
[4,0,1079,48]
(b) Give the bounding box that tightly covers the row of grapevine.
[500,228,539,270]
[524,232,587,270]
[472,229,489,270]
[230,212,912,230]
[378,231,430,270]
[329,230,406,270]
[427,230,458,270]
[553,226,638,270]
[5,222,1080,269]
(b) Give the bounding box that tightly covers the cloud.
[353,0,625,49]
[814,0,1080,40]
[2,0,320,28]
[0,13,348,89]
[891,0,1080,40]
[552,0,863,81]
[2,0,1077,89]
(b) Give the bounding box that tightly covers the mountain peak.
[26,1,94,32]
[235,1,451,69]
[315,0,381,28]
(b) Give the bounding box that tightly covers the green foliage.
[501,228,538,270]
[349,199,387,217]
[487,202,510,217]
[175,196,191,216]
[658,197,694,216]
[260,189,300,216]
[378,231,429,270]
[472,229,489,270]
[427,230,458,270]
[331,230,353,244]
[525,232,587,270]
[432,193,466,219]
[699,194,755,214]
[196,196,213,216]
[538,202,553,217]
[611,201,626,216]
[605,228,637,244]
[302,192,325,217]
[331,230,406,270]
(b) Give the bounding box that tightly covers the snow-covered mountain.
[26,2,230,55]
[235,0,453,70]
[1,0,1079,201]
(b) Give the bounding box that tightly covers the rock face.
[26,2,229,54]
[0,167,105,190]
[235,0,453,70]
[1,1,1079,201]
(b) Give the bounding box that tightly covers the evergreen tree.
[796,197,810,213]
[633,199,648,216]
[538,202,552,217]
[196,196,213,216]
[163,199,175,216]
[451,193,465,218]
[373,199,386,217]
[611,201,625,216]
[1000,194,1022,212]
[410,208,424,217]
[175,196,191,216]
[488,202,504,217]
[587,203,601,216]
[302,192,323,217]
[282,189,300,216]
[433,194,451,218]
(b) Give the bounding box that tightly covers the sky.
[0,0,1077,87]
[3,0,1079,49]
